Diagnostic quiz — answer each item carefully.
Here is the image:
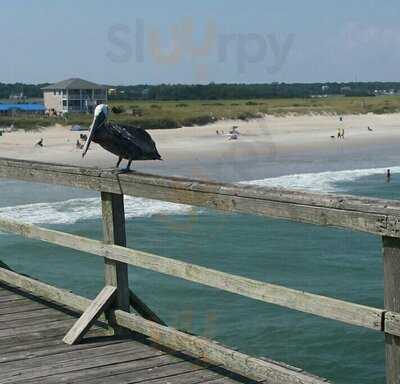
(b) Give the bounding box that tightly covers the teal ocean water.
[1,167,399,383]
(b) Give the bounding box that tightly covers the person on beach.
[386,169,391,183]
[35,138,44,147]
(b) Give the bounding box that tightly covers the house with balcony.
[42,78,107,114]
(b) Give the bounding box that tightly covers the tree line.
[1,82,400,101]
[112,82,400,100]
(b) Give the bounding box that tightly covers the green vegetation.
[2,96,400,131]
[108,82,400,100]
[0,83,48,99]
[2,81,400,101]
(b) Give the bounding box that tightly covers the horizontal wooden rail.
[0,267,328,383]
[1,158,400,237]
[0,266,91,313]
[113,310,328,383]
[0,217,385,333]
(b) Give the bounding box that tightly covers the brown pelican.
[82,104,161,171]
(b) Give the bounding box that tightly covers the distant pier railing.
[0,157,399,383]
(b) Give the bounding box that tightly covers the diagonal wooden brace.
[129,289,166,326]
[63,285,117,345]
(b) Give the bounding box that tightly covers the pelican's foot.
[100,167,117,172]
[116,167,135,174]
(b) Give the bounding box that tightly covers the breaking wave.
[242,166,400,193]
[0,196,195,225]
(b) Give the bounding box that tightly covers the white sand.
[0,113,399,173]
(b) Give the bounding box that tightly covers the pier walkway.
[0,283,246,384]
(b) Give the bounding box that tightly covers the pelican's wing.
[111,124,159,155]
[105,123,144,154]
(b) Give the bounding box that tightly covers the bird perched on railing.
[82,104,162,171]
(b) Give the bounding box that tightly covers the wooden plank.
[0,289,21,296]
[130,289,166,326]
[0,298,44,309]
[0,225,384,332]
[0,318,75,338]
[0,291,25,299]
[21,353,179,384]
[383,236,400,384]
[0,312,68,330]
[145,369,226,384]
[1,341,148,376]
[0,307,62,322]
[0,323,79,346]
[199,379,250,384]
[201,379,254,384]
[0,340,124,365]
[0,327,107,355]
[113,309,328,383]
[0,294,27,303]
[71,360,220,384]
[63,285,116,345]
[0,158,399,237]
[0,338,65,357]
[2,347,164,384]
[0,301,50,315]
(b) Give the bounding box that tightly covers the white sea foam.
[0,196,195,225]
[1,166,398,225]
[242,166,400,193]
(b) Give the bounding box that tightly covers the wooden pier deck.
[0,283,246,384]
[3,158,400,382]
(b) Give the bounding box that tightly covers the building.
[42,78,107,114]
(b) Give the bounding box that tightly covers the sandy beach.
[1,113,399,181]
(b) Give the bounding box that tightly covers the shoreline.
[0,113,399,182]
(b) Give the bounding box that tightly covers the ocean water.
[0,167,399,383]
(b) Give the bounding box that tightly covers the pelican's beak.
[82,112,106,158]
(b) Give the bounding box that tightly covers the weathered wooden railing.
[0,157,399,383]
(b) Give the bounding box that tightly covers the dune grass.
[1,96,400,130]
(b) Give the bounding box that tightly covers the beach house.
[42,78,107,115]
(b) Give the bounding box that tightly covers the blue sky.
[2,0,400,84]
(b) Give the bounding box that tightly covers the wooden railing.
[0,158,399,383]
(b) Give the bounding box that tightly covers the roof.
[0,103,45,112]
[42,78,107,90]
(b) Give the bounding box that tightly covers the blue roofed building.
[0,103,46,115]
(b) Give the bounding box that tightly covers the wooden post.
[383,236,400,384]
[101,192,130,334]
